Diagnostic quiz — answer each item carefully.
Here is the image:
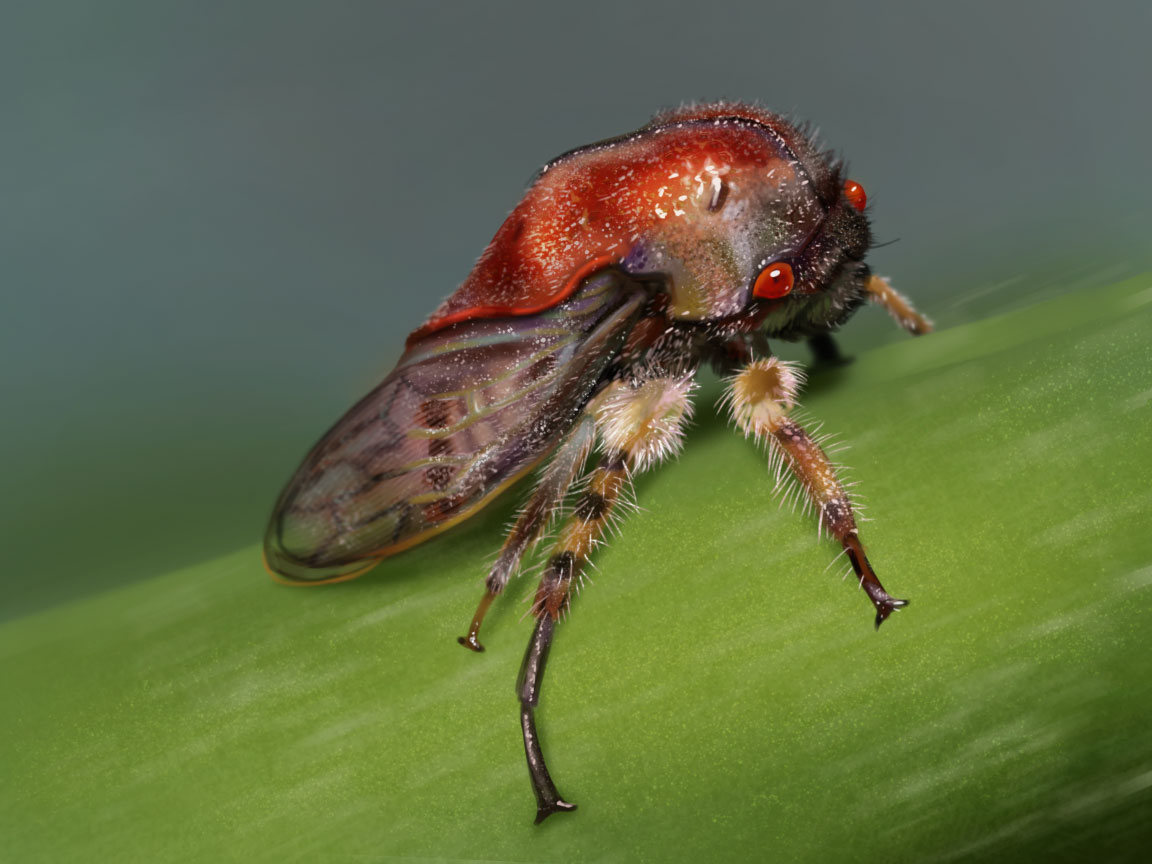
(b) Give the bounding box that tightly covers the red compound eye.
[753,261,794,299]
[844,179,867,212]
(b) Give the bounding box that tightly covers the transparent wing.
[264,271,645,583]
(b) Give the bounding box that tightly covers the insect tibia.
[525,374,696,624]
[726,361,864,543]
[532,551,578,620]
[499,414,597,578]
[772,420,858,539]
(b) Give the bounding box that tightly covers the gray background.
[3,0,1150,619]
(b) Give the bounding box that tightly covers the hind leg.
[518,374,696,822]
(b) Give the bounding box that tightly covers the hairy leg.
[519,374,695,823]
[725,358,908,627]
[458,413,596,652]
[866,275,934,335]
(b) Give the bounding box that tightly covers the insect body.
[264,102,932,823]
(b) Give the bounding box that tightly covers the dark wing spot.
[423,494,468,524]
[527,354,557,382]
[428,437,454,457]
[423,464,456,491]
[418,400,452,429]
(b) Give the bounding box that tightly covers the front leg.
[725,358,908,627]
[866,275,934,336]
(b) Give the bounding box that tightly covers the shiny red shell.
[407,104,814,345]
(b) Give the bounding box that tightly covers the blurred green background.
[2,2,1151,861]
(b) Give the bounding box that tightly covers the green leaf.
[3,276,1151,862]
